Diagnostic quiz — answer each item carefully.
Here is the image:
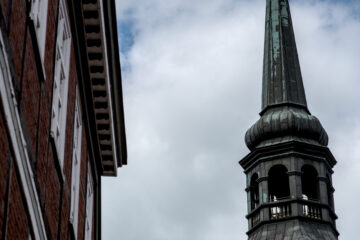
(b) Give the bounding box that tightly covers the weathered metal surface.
[245,0,328,150]
[245,106,328,150]
[248,219,338,240]
[262,0,306,110]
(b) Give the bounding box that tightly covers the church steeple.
[239,1,339,239]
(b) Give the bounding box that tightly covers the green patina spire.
[240,2,338,239]
[245,0,328,150]
[262,0,307,112]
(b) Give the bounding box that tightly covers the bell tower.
[239,0,339,239]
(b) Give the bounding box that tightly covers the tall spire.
[245,0,328,150]
[262,0,307,111]
[245,0,328,149]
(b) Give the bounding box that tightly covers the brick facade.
[0,0,126,239]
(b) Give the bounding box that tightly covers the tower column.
[258,177,270,222]
[319,176,331,221]
[288,171,303,216]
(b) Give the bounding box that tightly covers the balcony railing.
[303,204,321,219]
[270,203,291,220]
[251,211,260,227]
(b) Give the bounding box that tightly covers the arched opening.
[301,165,319,200]
[268,165,290,201]
[250,173,259,210]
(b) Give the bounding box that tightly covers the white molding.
[50,0,72,171]
[84,162,94,240]
[0,29,47,240]
[30,0,48,79]
[69,89,82,239]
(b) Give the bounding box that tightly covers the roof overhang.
[75,0,127,176]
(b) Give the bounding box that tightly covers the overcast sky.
[102,0,360,239]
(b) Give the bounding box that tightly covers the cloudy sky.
[102,0,360,239]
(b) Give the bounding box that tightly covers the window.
[250,173,259,210]
[69,94,82,238]
[268,165,290,201]
[30,0,49,64]
[84,163,94,240]
[301,165,319,200]
[50,0,72,168]
[0,30,47,240]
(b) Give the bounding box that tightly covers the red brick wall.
[21,31,40,156]
[45,146,62,240]
[1,0,9,26]
[44,0,57,101]
[59,187,71,240]
[64,47,77,186]
[6,164,29,240]
[37,84,51,203]
[8,0,26,90]
[0,0,98,239]
[0,110,9,238]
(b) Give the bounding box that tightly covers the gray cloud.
[103,0,360,239]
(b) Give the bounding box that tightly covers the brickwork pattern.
[0,0,97,239]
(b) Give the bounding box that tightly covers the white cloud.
[103,0,360,239]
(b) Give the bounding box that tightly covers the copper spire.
[245,0,328,150]
[262,0,307,111]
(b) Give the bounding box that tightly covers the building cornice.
[67,0,127,177]
[102,0,128,167]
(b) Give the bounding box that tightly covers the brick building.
[0,0,126,239]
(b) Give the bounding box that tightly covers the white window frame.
[69,90,82,239]
[30,0,49,75]
[0,29,47,240]
[84,163,94,240]
[50,0,72,170]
